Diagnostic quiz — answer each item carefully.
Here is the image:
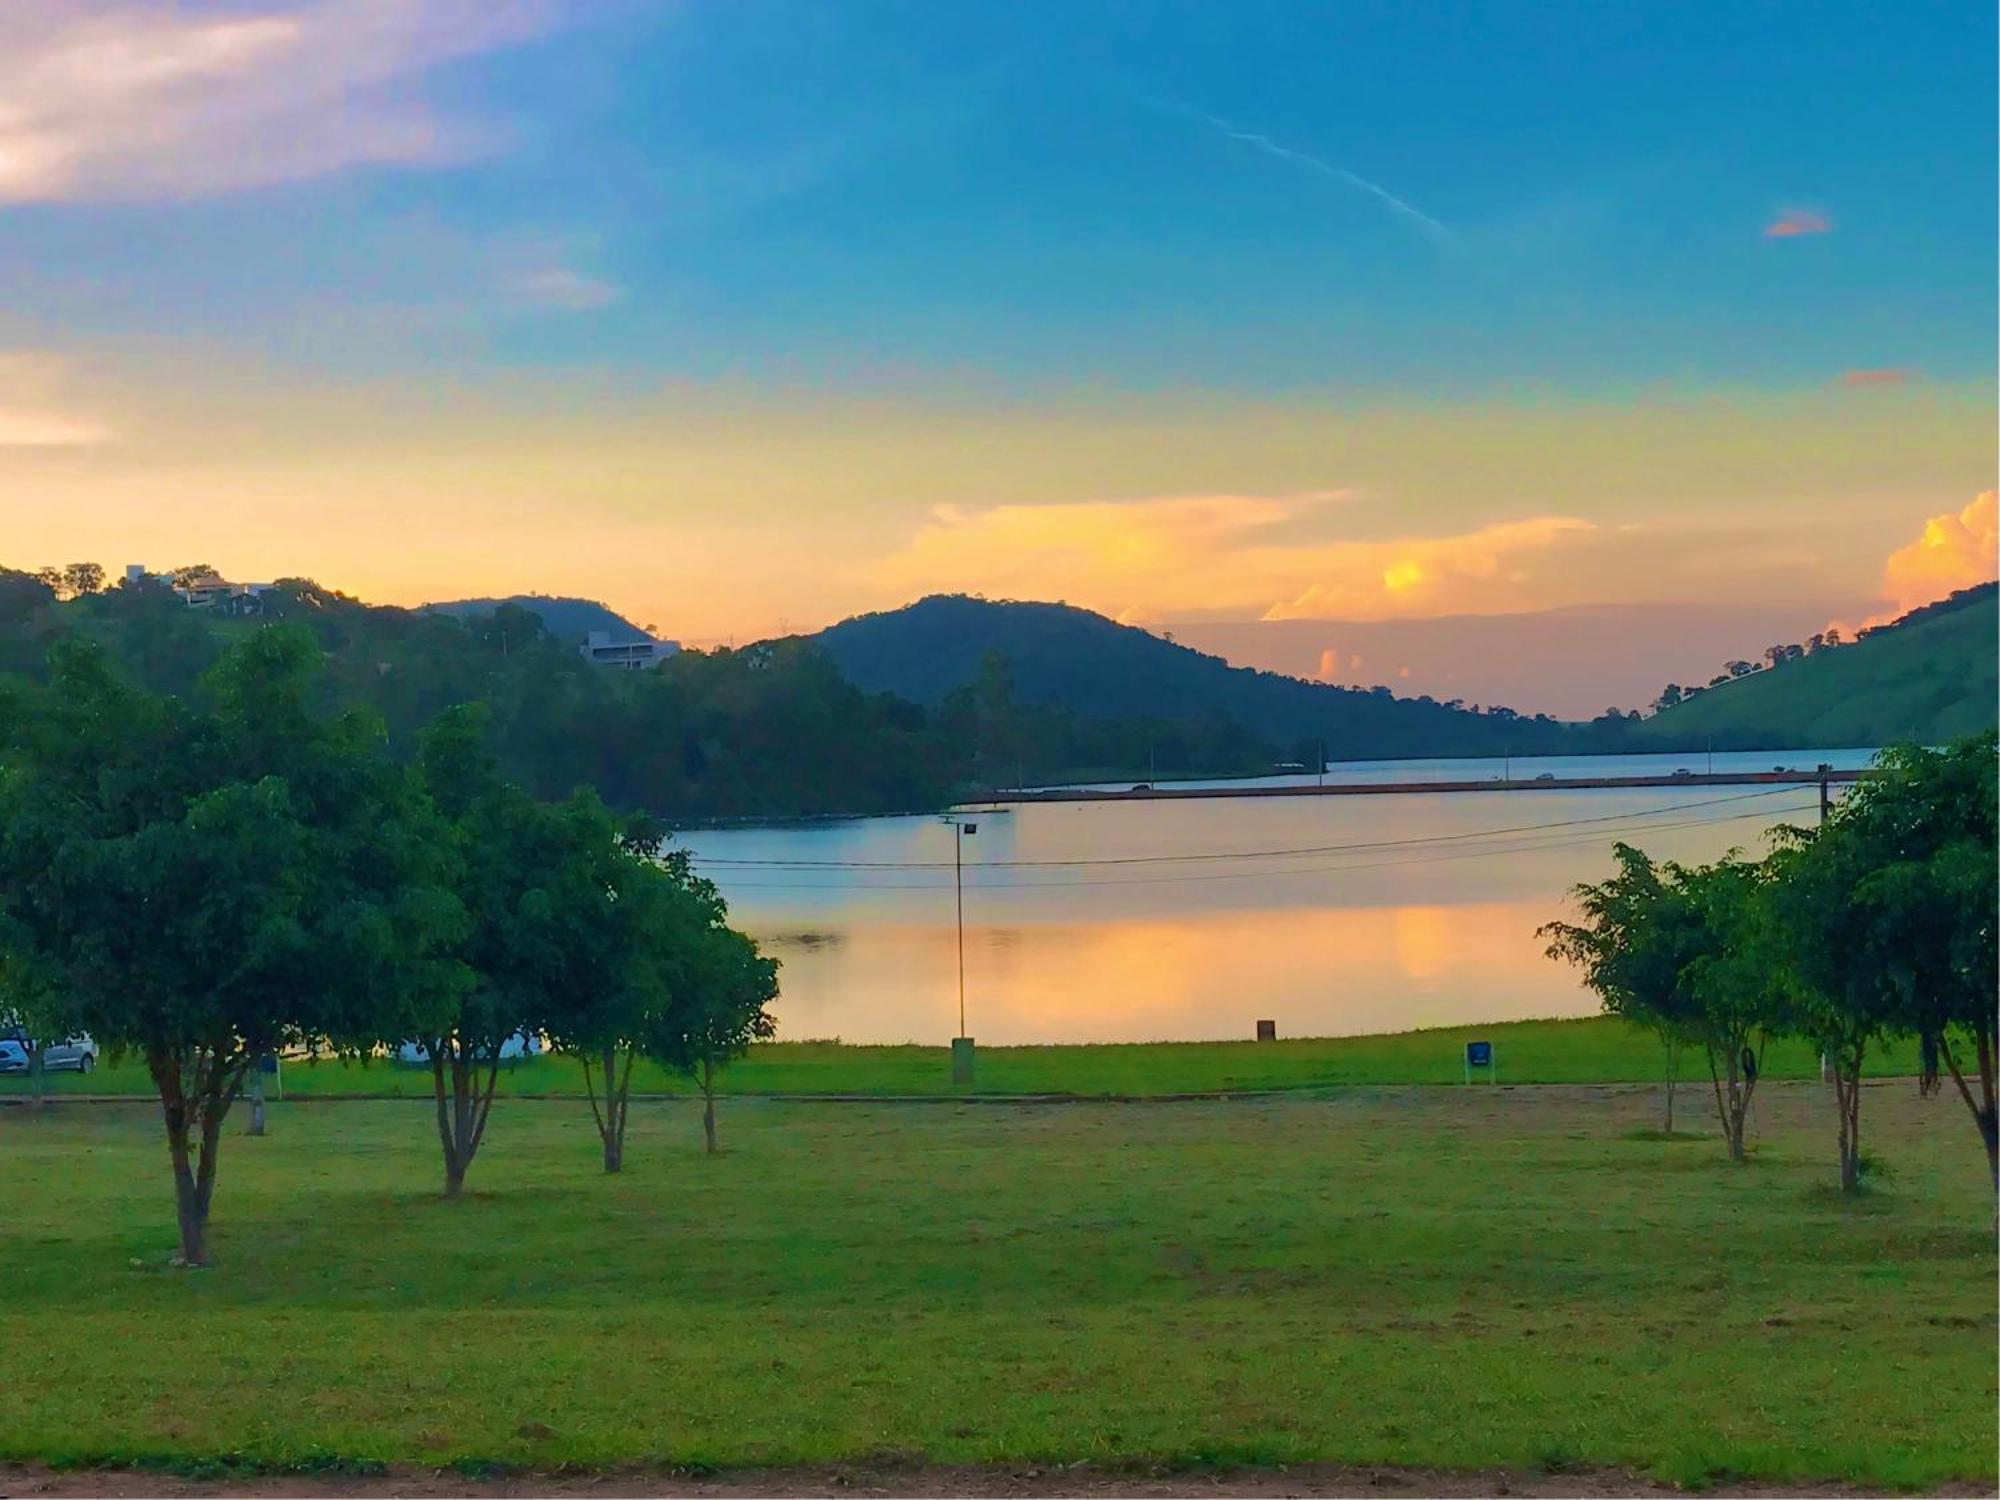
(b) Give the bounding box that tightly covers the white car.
[395,1033,544,1066]
[0,1030,99,1074]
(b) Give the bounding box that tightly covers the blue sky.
[0,0,1993,675]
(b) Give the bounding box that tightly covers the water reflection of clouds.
[698,773,1838,1044]
[748,902,1573,1045]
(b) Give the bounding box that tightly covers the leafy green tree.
[646,921,779,1154]
[0,630,456,1263]
[1546,847,1782,1160]
[514,805,702,1175]
[399,707,565,1197]
[1678,856,1785,1163]
[1542,844,1706,1133]
[1780,736,1997,1191]
[1767,829,1891,1190]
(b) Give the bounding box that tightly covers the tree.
[1543,844,1706,1133]
[1783,736,1997,1191]
[525,808,719,1175]
[1678,856,1786,1162]
[646,922,778,1154]
[62,562,105,597]
[1653,684,1683,711]
[398,708,561,1197]
[1767,826,1889,1190]
[0,630,455,1263]
[1725,660,1755,678]
[1546,847,1783,1159]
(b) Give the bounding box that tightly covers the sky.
[0,0,1994,708]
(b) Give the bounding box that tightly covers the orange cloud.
[1833,492,1998,634]
[1839,367,1915,389]
[1880,491,1998,612]
[1765,208,1832,238]
[1260,516,1597,621]
[869,494,1597,625]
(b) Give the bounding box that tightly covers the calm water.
[679,749,1880,1046]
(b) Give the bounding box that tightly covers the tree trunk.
[247,1066,266,1137]
[701,1059,717,1155]
[601,1046,623,1173]
[151,1047,242,1266]
[1832,1042,1864,1192]
[28,1041,45,1111]
[1940,1030,1999,1197]
[1707,1046,1747,1162]
[1662,1038,1678,1134]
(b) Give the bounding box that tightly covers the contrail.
[1142,96,1451,245]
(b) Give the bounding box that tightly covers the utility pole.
[954,822,967,1039]
[1819,770,1831,824]
[942,816,978,1082]
[1317,737,1326,788]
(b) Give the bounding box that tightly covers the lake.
[677,748,1881,1045]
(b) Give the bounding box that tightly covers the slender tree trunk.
[1662,1037,1678,1134]
[430,1046,468,1198]
[28,1041,45,1111]
[1832,1040,1864,1192]
[1940,1030,1999,1196]
[247,1065,266,1137]
[150,1046,245,1265]
[1706,1046,1746,1161]
[701,1058,717,1154]
[600,1045,623,1173]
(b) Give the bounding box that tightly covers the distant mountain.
[1637,583,1997,748]
[425,595,657,645]
[801,594,1584,760]
[1170,601,1874,721]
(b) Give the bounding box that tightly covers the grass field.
[0,1015,1933,1101]
[0,1081,1992,1488]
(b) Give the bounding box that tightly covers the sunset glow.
[0,2,1992,687]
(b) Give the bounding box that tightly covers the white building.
[578,630,679,670]
[125,564,274,614]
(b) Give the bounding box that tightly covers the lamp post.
[942,815,978,1081]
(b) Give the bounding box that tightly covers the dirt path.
[1,1463,1983,1498]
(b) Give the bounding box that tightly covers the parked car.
[1670,768,1696,780]
[1533,772,1557,782]
[0,1029,99,1074]
[395,1033,544,1066]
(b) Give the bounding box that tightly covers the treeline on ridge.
[0,568,1279,817]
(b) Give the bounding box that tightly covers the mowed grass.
[0,1083,1992,1487]
[3,1015,1932,1101]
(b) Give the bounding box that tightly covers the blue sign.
[1465,1041,1493,1068]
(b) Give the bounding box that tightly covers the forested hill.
[803,595,1592,760]
[1637,583,1997,749]
[423,595,653,644]
[0,574,953,821]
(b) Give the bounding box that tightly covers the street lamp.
[941,815,978,1081]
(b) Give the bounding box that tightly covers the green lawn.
[1,1015,1931,1101]
[0,1083,1991,1487]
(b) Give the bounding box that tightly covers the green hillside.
[806,594,1587,761]
[1639,584,1996,748]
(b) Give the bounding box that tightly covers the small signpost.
[1463,1039,1495,1085]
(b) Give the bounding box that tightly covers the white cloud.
[0,0,566,204]
[510,266,623,312]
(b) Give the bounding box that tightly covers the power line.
[705,800,1820,892]
[685,786,1806,872]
